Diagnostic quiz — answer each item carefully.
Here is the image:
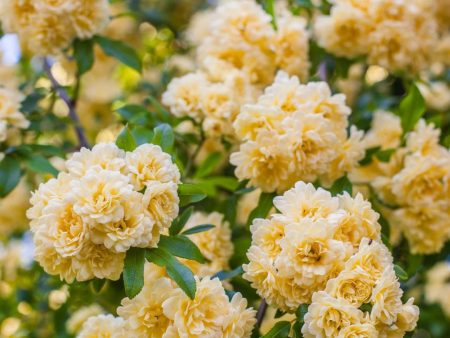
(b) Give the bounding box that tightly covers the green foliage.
[194,152,221,179]
[246,192,275,226]
[146,248,197,299]
[261,321,291,338]
[73,39,95,75]
[330,175,353,196]
[152,124,174,153]
[0,156,21,197]
[94,36,142,72]
[181,224,215,235]
[25,154,58,177]
[123,248,145,298]
[169,206,194,235]
[116,125,137,151]
[394,264,409,281]
[398,83,426,135]
[158,235,206,263]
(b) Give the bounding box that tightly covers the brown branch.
[256,298,268,328]
[43,58,89,149]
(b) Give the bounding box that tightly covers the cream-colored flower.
[69,0,110,39]
[302,291,365,338]
[71,168,134,225]
[27,173,74,231]
[181,212,233,277]
[77,314,125,338]
[362,111,402,150]
[117,274,180,338]
[125,143,180,191]
[1,0,110,56]
[418,81,450,111]
[332,193,381,248]
[89,193,154,253]
[325,266,375,307]
[161,72,208,120]
[244,183,380,311]
[231,72,360,193]
[391,206,450,254]
[315,5,372,58]
[67,305,104,334]
[336,323,378,338]
[425,261,450,316]
[314,0,439,73]
[406,119,443,156]
[370,268,403,325]
[0,88,28,130]
[65,143,126,178]
[73,240,124,281]
[344,238,393,281]
[391,154,449,206]
[163,277,256,338]
[273,181,338,223]
[237,188,263,225]
[274,14,310,81]
[275,219,352,296]
[142,181,179,234]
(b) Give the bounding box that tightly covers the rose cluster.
[27,143,180,282]
[231,71,364,192]
[162,0,309,139]
[243,182,381,311]
[314,0,439,74]
[78,263,256,338]
[0,0,110,55]
[351,112,450,254]
[303,239,419,337]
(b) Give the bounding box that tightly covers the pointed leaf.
[246,192,275,226]
[95,36,142,72]
[123,248,145,298]
[73,39,94,75]
[399,83,426,135]
[170,206,194,235]
[116,126,137,151]
[262,321,291,338]
[158,235,205,263]
[0,156,21,197]
[152,124,174,153]
[146,248,196,299]
[181,224,215,235]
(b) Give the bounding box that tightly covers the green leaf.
[73,39,94,75]
[170,206,194,235]
[359,303,373,313]
[246,192,275,226]
[200,176,239,192]
[152,124,174,153]
[194,152,222,179]
[131,126,154,145]
[146,96,170,122]
[26,155,58,177]
[213,266,244,281]
[94,35,142,72]
[296,304,309,323]
[20,89,47,113]
[292,321,302,338]
[158,235,205,263]
[0,156,22,197]
[178,183,208,196]
[394,265,408,281]
[375,148,395,162]
[330,175,353,196]
[398,83,426,135]
[123,248,145,298]
[116,126,137,151]
[116,104,150,124]
[180,194,207,207]
[262,0,277,29]
[359,146,381,166]
[262,321,291,338]
[146,248,196,299]
[181,224,215,235]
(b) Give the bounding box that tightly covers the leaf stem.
[43,58,89,149]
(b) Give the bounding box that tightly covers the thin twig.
[256,298,268,328]
[318,61,327,82]
[43,58,89,149]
